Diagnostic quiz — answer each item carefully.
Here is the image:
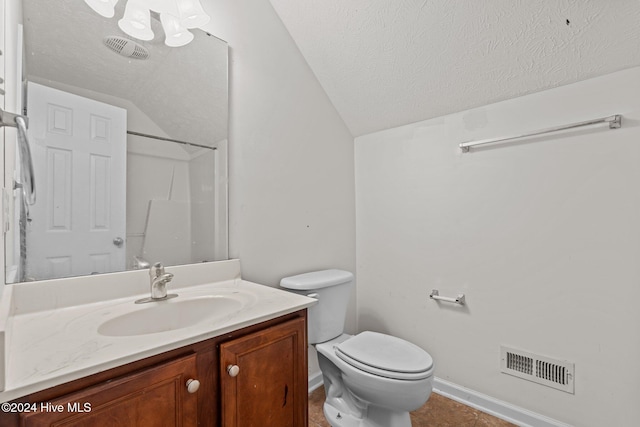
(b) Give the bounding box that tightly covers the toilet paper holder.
[430,289,465,305]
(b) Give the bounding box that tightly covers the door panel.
[26,82,126,280]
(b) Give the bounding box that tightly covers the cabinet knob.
[186,379,200,393]
[227,364,240,377]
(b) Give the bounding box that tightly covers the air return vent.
[103,36,149,60]
[500,345,574,393]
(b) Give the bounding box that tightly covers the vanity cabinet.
[0,310,308,427]
[20,355,199,427]
[220,316,307,427]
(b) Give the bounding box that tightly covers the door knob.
[186,379,200,393]
[113,237,124,247]
[227,365,240,377]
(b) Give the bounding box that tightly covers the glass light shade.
[160,13,194,47]
[84,0,119,18]
[118,0,154,41]
[151,0,180,15]
[175,0,210,28]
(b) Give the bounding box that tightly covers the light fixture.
[174,0,210,28]
[84,0,119,18]
[160,13,194,47]
[118,0,153,41]
[84,0,210,47]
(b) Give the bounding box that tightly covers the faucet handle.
[150,262,165,278]
[134,256,151,270]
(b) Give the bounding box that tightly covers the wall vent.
[500,345,574,394]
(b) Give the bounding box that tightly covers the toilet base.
[323,401,412,427]
[324,402,361,427]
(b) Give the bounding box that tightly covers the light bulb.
[84,0,119,18]
[175,0,210,28]
[118,0,154,41]
[161,13,194,47]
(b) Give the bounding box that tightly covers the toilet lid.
[335,332,433,380]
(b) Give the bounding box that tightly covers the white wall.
[355,67,640,426]
[189,148,217,263]
[126,137,193,267]
[202,0,356,308]
[201,1,356,376]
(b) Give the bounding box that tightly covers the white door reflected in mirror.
[26,82,127,280]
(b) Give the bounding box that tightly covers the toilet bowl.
[280,270,434,427]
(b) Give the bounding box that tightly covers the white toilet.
[280,269,434,427]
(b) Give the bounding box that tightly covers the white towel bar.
[459,114,622,152]
[430,289,465,305]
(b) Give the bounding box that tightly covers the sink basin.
[98,295,248,337]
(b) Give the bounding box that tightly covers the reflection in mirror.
[5,0,228,284]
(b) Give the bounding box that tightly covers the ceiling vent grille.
[103,36,150,60]
[500,345,574,394]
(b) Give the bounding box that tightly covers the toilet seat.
[335,331,433,381]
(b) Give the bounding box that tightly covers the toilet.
[280,270,434,427]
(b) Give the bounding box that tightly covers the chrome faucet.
[150,262,174,299]
[135,262,178,304]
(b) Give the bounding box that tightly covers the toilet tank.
[280,269,353,344]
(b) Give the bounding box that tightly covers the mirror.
[5,0,229,284]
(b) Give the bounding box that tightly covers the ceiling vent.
[500,345,574,394]
[103,36,149,60]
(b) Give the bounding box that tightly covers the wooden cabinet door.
[220,317,308,427]
[20,354,199,427]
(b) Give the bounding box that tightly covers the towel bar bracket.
[0,108,28,128]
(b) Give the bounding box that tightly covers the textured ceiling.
[22,0,227,148]
[269,0,640,137]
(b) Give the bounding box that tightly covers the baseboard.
[433,378,573,427]
[308,371,323,393]
[307,373,571,426]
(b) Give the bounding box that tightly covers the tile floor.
[308,386,517,427]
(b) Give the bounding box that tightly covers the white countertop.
[0,260,316,402]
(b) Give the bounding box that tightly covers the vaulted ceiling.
[269,0,640,136]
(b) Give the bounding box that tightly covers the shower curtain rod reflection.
[127,130,217,150]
